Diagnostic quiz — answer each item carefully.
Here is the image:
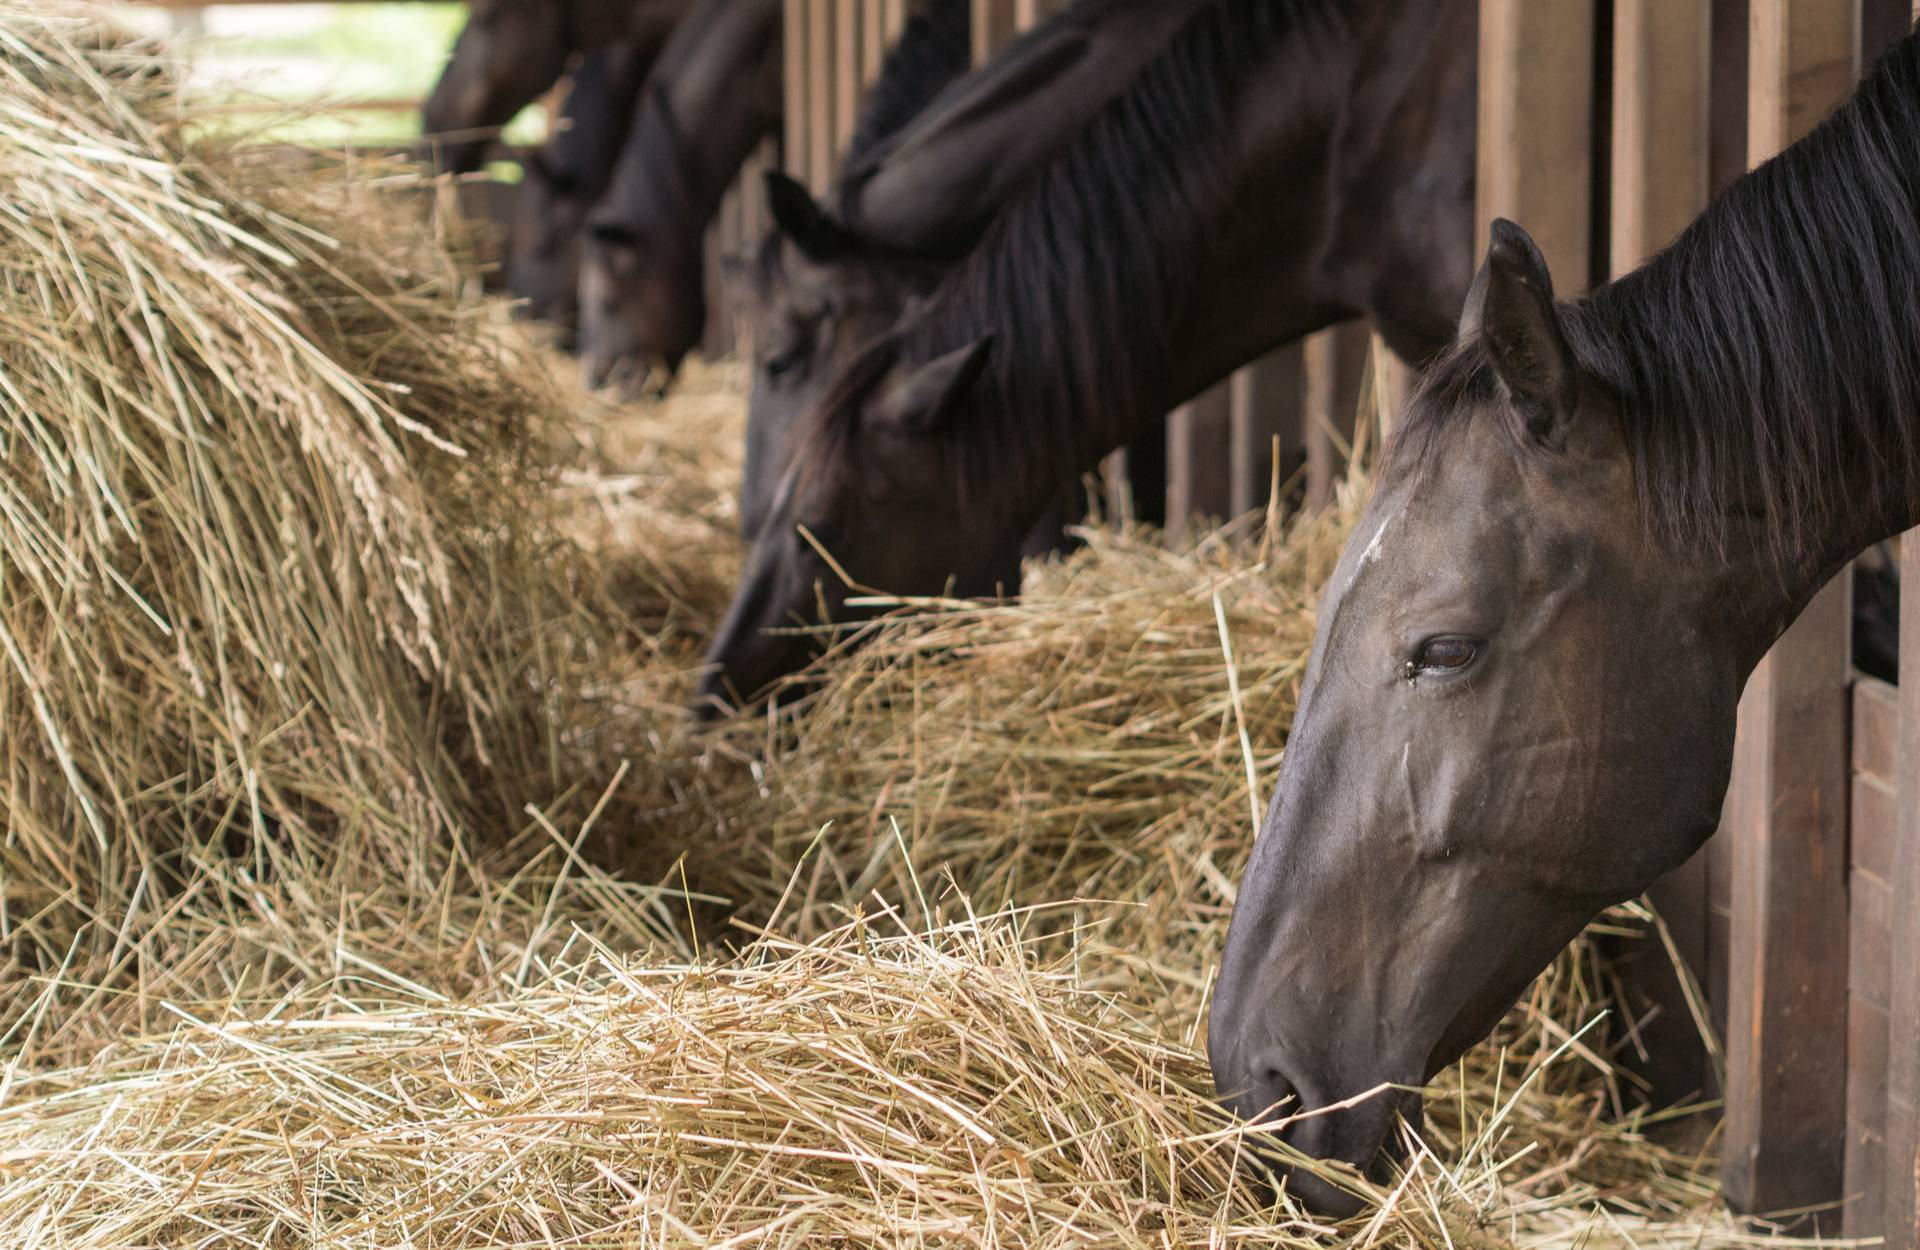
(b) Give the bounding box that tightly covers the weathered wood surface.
[1719,0,1857,1221]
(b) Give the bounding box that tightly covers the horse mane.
[804,0,1349,521]
[1392,30,1920,564]
[843,0,972,166]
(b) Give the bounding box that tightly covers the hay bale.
[0,5,680,1060]
[0,907,1723,1248]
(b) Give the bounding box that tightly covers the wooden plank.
[883,0,910,46]
[1720,0,1857,1221]
[1710,0,1751,196]
[783,0,809,179]
[1228,347,1304,518]
[805,0,836,192]
[1609,0,1718,1112]
[1302,324,1367,515]
[1612,0,1711,264]
[1477,0,1596,285]
[863,0,889,85]
[1890,457,1920,1244]
[1849,991,1893,1240]
[1165,383,1233,545]
[835,0,863,153]
[972,0,1018,62]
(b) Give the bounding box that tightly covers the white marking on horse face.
[1331,507,1399,605]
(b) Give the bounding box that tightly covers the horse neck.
[955,0,1472,526]
[1564,32,1920,657]
[608,3,780,242]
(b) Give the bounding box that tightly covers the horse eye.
[764,344,807,379]
[1415,636,1480,672]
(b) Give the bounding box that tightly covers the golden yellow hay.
[0,9,1763,1248]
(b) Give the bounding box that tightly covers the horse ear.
[1459,218,1577,445]
[874,336,995,434]
[764,170,855,261]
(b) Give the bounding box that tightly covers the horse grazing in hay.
[737,0,1219,541]
[699,0,1475,710]
[421,0,689,177]
[508,44,654,343]
[578,0,782,396]
[1207,30,1920,1216]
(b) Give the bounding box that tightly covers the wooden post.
[804,0,836,191]
[783,0,808,178]
[1166,384,1234,544]
[1229,347,1304,518]
[1610,0,1718,1110]
[1302,324,1368,515]
[972,0,1018,63]
[1477,0,1596,282]
[1890,5,1920,1237]
[862,1,888,85]
[1891,537,1920,1250]
[1720,0,1857,1220]
[835,2,863,149]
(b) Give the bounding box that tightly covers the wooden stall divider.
[1607,0,1719,1111]
[1719,0,1857,1221]
[1166,385,1233,545]
[1229,347,1305,518]
[1891,10,1920,1245]
[1301,324,1369,515]
[972,0,1018,64]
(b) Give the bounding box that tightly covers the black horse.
[1210,29,1920,1214]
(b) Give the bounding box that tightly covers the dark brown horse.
[701,0,1476,709]
[507,42,654,342]
[736,0,1219,540]
[577,0,782,395]
[421,0,688,176]
[1208,31,1920,1215]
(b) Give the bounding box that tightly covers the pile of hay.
[0,909,1721,1248]
[0,4,693,1065]
[0,8,1751,1247]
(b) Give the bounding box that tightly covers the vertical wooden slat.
[1166,384,1233,544]
[863,0,889,85]
[835,2,862,152]
[1720,0,1857,1220]
[782,0,808,177]
[1477,0,1596,284]
[805,0,836,192]
[1892,541,1920,1250]
[1610,0,1718,1111]
[1891,2,1920,1233]
[1301,324,1368,515]
[972,0,1018,63]
[883,0,910,46]
[1228,347,1304,518]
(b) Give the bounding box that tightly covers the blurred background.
[110,2,544,153]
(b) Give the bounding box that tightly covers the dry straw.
[0,4,691,1064]
[0,7,1786,1247]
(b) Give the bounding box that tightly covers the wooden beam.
[1302,324,1367,515]
[1228,347,1304,518]
[1476,0,1596,285]
[782,0,808,180]
[1166,383,1233,545]
[1609,0,1719,1111]
[834,1,862,152]
[1720,0,1857,1220]
[1891,537,1920,1249]
[1893,0,1920,1217]
[805,0,837,191]
[972,0,1018,63]
[863,0,889,85]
